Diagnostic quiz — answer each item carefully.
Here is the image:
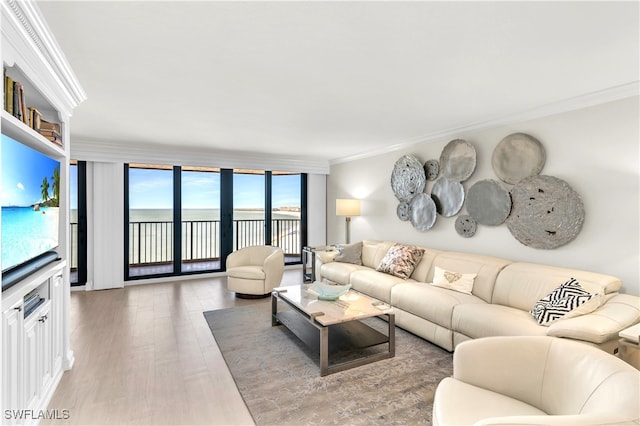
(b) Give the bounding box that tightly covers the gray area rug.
[203,301,453,425]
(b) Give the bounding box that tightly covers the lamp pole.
[345,216,351,244]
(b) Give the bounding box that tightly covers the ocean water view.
[71,208,300,222]
[2,206,59,271]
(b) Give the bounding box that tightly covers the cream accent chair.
[433,336,640,426]
[226,245,284,298]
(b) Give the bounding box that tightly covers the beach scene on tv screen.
[1,134,60,272]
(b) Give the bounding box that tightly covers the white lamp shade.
[336,199,361,217]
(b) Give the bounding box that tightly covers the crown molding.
[70,138,331,175]
[2,0,87,114]
[330,81,639,165]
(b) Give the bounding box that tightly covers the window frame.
[124,164,306,281]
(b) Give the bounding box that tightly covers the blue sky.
[70,164,78,209]
[127,168,300,210]
[1,134,60,207]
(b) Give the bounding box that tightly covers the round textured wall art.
[455,215,477,238]
[397,202,410,221]
[424,159,440,181]
[409,193,437,231]
[506,175,584,249]
[439,139,476,182]
[431,177,464,217]
[466,179,512,226]
[492,133,545,184]
[391,154,426,202]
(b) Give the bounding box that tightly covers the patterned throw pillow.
[376,244,425,279]
[431,266,477,294]
[530,278,597,326]
[334,242,362,265]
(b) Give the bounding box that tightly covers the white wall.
[327,97,640,295]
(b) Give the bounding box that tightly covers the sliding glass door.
[272,172,302,263]
[127,164,174,278]
[233,170,265,251]
[181,167,221,272]
[125,164,306,280]
[69,160,87,286]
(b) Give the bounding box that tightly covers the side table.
[302,246,335,282]
[618,323,640,370]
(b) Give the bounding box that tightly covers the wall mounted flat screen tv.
[2,134,60,290]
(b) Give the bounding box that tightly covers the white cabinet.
[1,300,22,418]
[22,300,52,412]
[1,263,65,425]
[22,306,40,412]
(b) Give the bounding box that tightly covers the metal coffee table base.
[272,292,395,376]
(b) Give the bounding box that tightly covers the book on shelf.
[16,82,28,125]
[3,69,60,134]
[28,107,42,131]
[4,72,13,115]
[40,120,61,136]
[39,129,60,139]
[40,119,60,132]
[38,120,63,146]
[13,81,22,122]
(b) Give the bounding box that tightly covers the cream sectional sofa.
[433,336,640,425]
[316,240,640,354]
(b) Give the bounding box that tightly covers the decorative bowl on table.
[309,281,352,301]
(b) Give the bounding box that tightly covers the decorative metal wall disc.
[391,155,426,202]
[424,159,440,181]
[455,215,477,238]
[409,193,437,231]
[466,179,512,226]
[397,202,410,221]
[492,133,545,184]
[507,175,584,249]
[431,177,464,217]
[439,139,476,182]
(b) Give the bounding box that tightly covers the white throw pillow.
[431,266,476,295]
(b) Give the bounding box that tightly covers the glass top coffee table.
[272,284,395,376]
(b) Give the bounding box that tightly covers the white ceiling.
[37,1,639,166]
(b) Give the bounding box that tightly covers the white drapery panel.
[87,161,125,290]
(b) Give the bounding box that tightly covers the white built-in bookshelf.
[1,1,85,422]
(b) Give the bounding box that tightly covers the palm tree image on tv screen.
[1,134,61,273]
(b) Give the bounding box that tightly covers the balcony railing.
[71,219,301,270]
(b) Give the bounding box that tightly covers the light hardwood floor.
[43,269,303,425]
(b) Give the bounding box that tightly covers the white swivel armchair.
[433,336,640,426]
[226,245,285,298]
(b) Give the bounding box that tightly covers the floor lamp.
[336,199,361,244]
